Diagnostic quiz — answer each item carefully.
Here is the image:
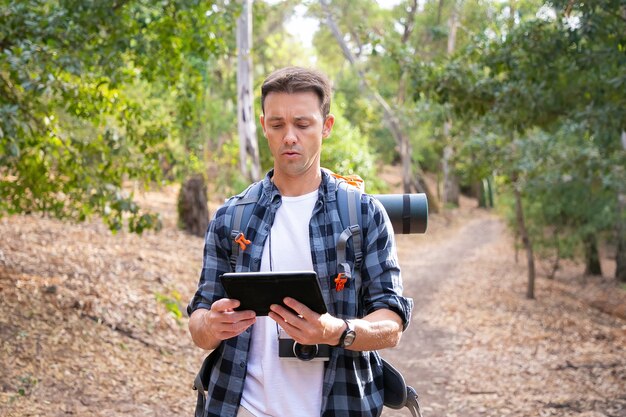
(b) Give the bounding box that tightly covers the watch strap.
[337,319,355,348]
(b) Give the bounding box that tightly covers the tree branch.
[319,0,404,147]
[112,0,131,11]
[401,0,419,44]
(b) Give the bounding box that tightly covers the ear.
[322,114,335,139]
[260,114,267,136]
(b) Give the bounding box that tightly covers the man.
[188,66,413,417]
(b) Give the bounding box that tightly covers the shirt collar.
[260,168,339,203]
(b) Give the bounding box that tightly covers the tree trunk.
[236,0,261,182]
[514,185,535,299]
[476,177,495,208]
[401,137,413,193]
[545,228,562,280]
[177,175,210,237]
[441,3,460,207]
[616,130,626,282]
[509,0,516,30]
[437,0,445,26]
[617,219,626,282]
[442,144,460,205]
[583,234,602,276]
[476,180,487,208]
[486,176,494,207]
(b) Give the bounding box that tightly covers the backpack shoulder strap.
[336,180,364,274]
[229,181,263,271]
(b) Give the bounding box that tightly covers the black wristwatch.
[337,319,356,348]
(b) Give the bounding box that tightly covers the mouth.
[282,149,301,157]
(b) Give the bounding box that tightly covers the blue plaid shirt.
[188,170,413,417]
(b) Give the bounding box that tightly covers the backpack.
[193,174,423,417]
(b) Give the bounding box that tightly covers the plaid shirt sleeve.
[186,203,233,315]
[360,195,413,329]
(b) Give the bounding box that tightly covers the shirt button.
[240,361,246,368]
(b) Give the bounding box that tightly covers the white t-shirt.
[240,190,324,417]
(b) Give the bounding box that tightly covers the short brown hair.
[261,67,332,118]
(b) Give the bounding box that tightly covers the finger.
[269,303,301,323]
[211,298,241,312]
[269,311,320,345]
[215,315,256,339]
[282,297,313,320]
[268,311,300,332]
[214,312,256,333]
[268,310,288,325]
[212,299,256,321]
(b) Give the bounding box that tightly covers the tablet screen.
[219,271,328,316]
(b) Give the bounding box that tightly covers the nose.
[283,126,297,145]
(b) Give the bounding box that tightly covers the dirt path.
[382,211,505,416]
[383,209,626,417]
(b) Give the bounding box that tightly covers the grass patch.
[155,290,184,321]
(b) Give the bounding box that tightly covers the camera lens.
[293,343,319,361]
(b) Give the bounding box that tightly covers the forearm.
[343,309,404,351]
[188,308,222,351]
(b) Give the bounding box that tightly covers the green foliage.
[309,1,416,167]
[155,290,184,322]
[16,374,38,398]
[322,101,386,193]
[308,0,514,193]
[253,0,315,69]
[0,0,237,233]
[213,137,251,198]
[414,1,626,270]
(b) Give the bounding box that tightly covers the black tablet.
[219,271,328,316]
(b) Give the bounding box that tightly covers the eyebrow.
[266,115,316,122]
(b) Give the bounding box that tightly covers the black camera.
[277,328,330,362]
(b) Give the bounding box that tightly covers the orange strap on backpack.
[329,172,365,192]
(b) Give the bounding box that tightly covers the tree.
[415,0,626,290]
[237,0,261,182]
[178,174,210,237]
[441,0,461,207]
[618,130,626,282]
[0,0,236,233]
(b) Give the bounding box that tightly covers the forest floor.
[1,171,625,417]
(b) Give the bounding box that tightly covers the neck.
[272,167,321,197]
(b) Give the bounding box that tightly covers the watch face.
[343,330,356,347]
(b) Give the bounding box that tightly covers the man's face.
[260,91,334,179]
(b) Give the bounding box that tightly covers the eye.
[297,124,310,129]
[270,124,283,129]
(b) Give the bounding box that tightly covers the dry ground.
[1,182,625,417]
